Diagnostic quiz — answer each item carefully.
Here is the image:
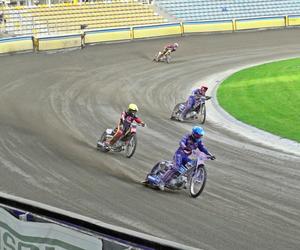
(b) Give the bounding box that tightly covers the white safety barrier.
[0,207,102,250]
[0,192,199,250]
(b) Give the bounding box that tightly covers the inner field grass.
[217,58,300,143]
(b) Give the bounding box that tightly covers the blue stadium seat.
[155,0,300,21]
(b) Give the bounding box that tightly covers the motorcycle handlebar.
[132,122,146,127]
[209,155,216,160]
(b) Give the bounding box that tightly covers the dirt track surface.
[1,29,300,250]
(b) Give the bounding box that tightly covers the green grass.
[217,58,300,143]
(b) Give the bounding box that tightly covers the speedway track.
[1,29,300,250]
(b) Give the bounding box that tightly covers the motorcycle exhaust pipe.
[147,175,159,184]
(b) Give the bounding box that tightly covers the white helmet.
[174,42,179,48]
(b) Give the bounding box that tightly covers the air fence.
[1,15,300,54]
[0,192,198,250]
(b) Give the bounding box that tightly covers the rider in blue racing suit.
[179,85,210,121]
[159,126,215,190]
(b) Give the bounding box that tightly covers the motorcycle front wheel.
[198,104,206,124]
[189,165,207,198]
[125,135,137,158]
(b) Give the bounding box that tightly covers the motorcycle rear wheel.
[153,52,162,62]
[166,55,170,64]
[189,165,207,198]
[170,102,184,120]
[170,103,180,119]
[97,132,109,152]
[125,135,137,158]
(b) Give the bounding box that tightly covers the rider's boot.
[178,114,185,122]
[158,182,165,191]
[158,52,163,61]
[103,141,111,150]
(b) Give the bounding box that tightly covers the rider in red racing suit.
[163,43,178,54]
[106,103,145,147]
[157,42,179,60]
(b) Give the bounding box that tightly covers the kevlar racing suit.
[181,89,209,120]
[161,133,212,184]
[109,111,143,146]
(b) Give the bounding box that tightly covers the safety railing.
[1,14,300,54]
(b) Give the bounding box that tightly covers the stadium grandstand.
[0,0,167,36]
[1,0,300,37]
[155,0,300,21]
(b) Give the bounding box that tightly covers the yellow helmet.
[128,103,138,112]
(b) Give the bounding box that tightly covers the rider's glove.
[183,147,192,155]
[210,155,216,160]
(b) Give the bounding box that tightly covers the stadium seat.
[154,0,300,21]
[0,0,166,36]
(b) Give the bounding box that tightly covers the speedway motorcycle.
[170,96,211,124]
[153,49,172,63]
[97,122,143,158]
[143,150,213,198]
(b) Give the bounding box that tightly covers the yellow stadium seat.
[3,1,168,36]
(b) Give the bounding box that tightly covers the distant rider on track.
[156,42,179,61]
[158,126,215,190]
[179,85,211,121]
[104,104,145,149]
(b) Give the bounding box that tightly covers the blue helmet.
[192,126,204,140]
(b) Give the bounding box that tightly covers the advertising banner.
[0,208,102,250]
[0,36,33,54]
